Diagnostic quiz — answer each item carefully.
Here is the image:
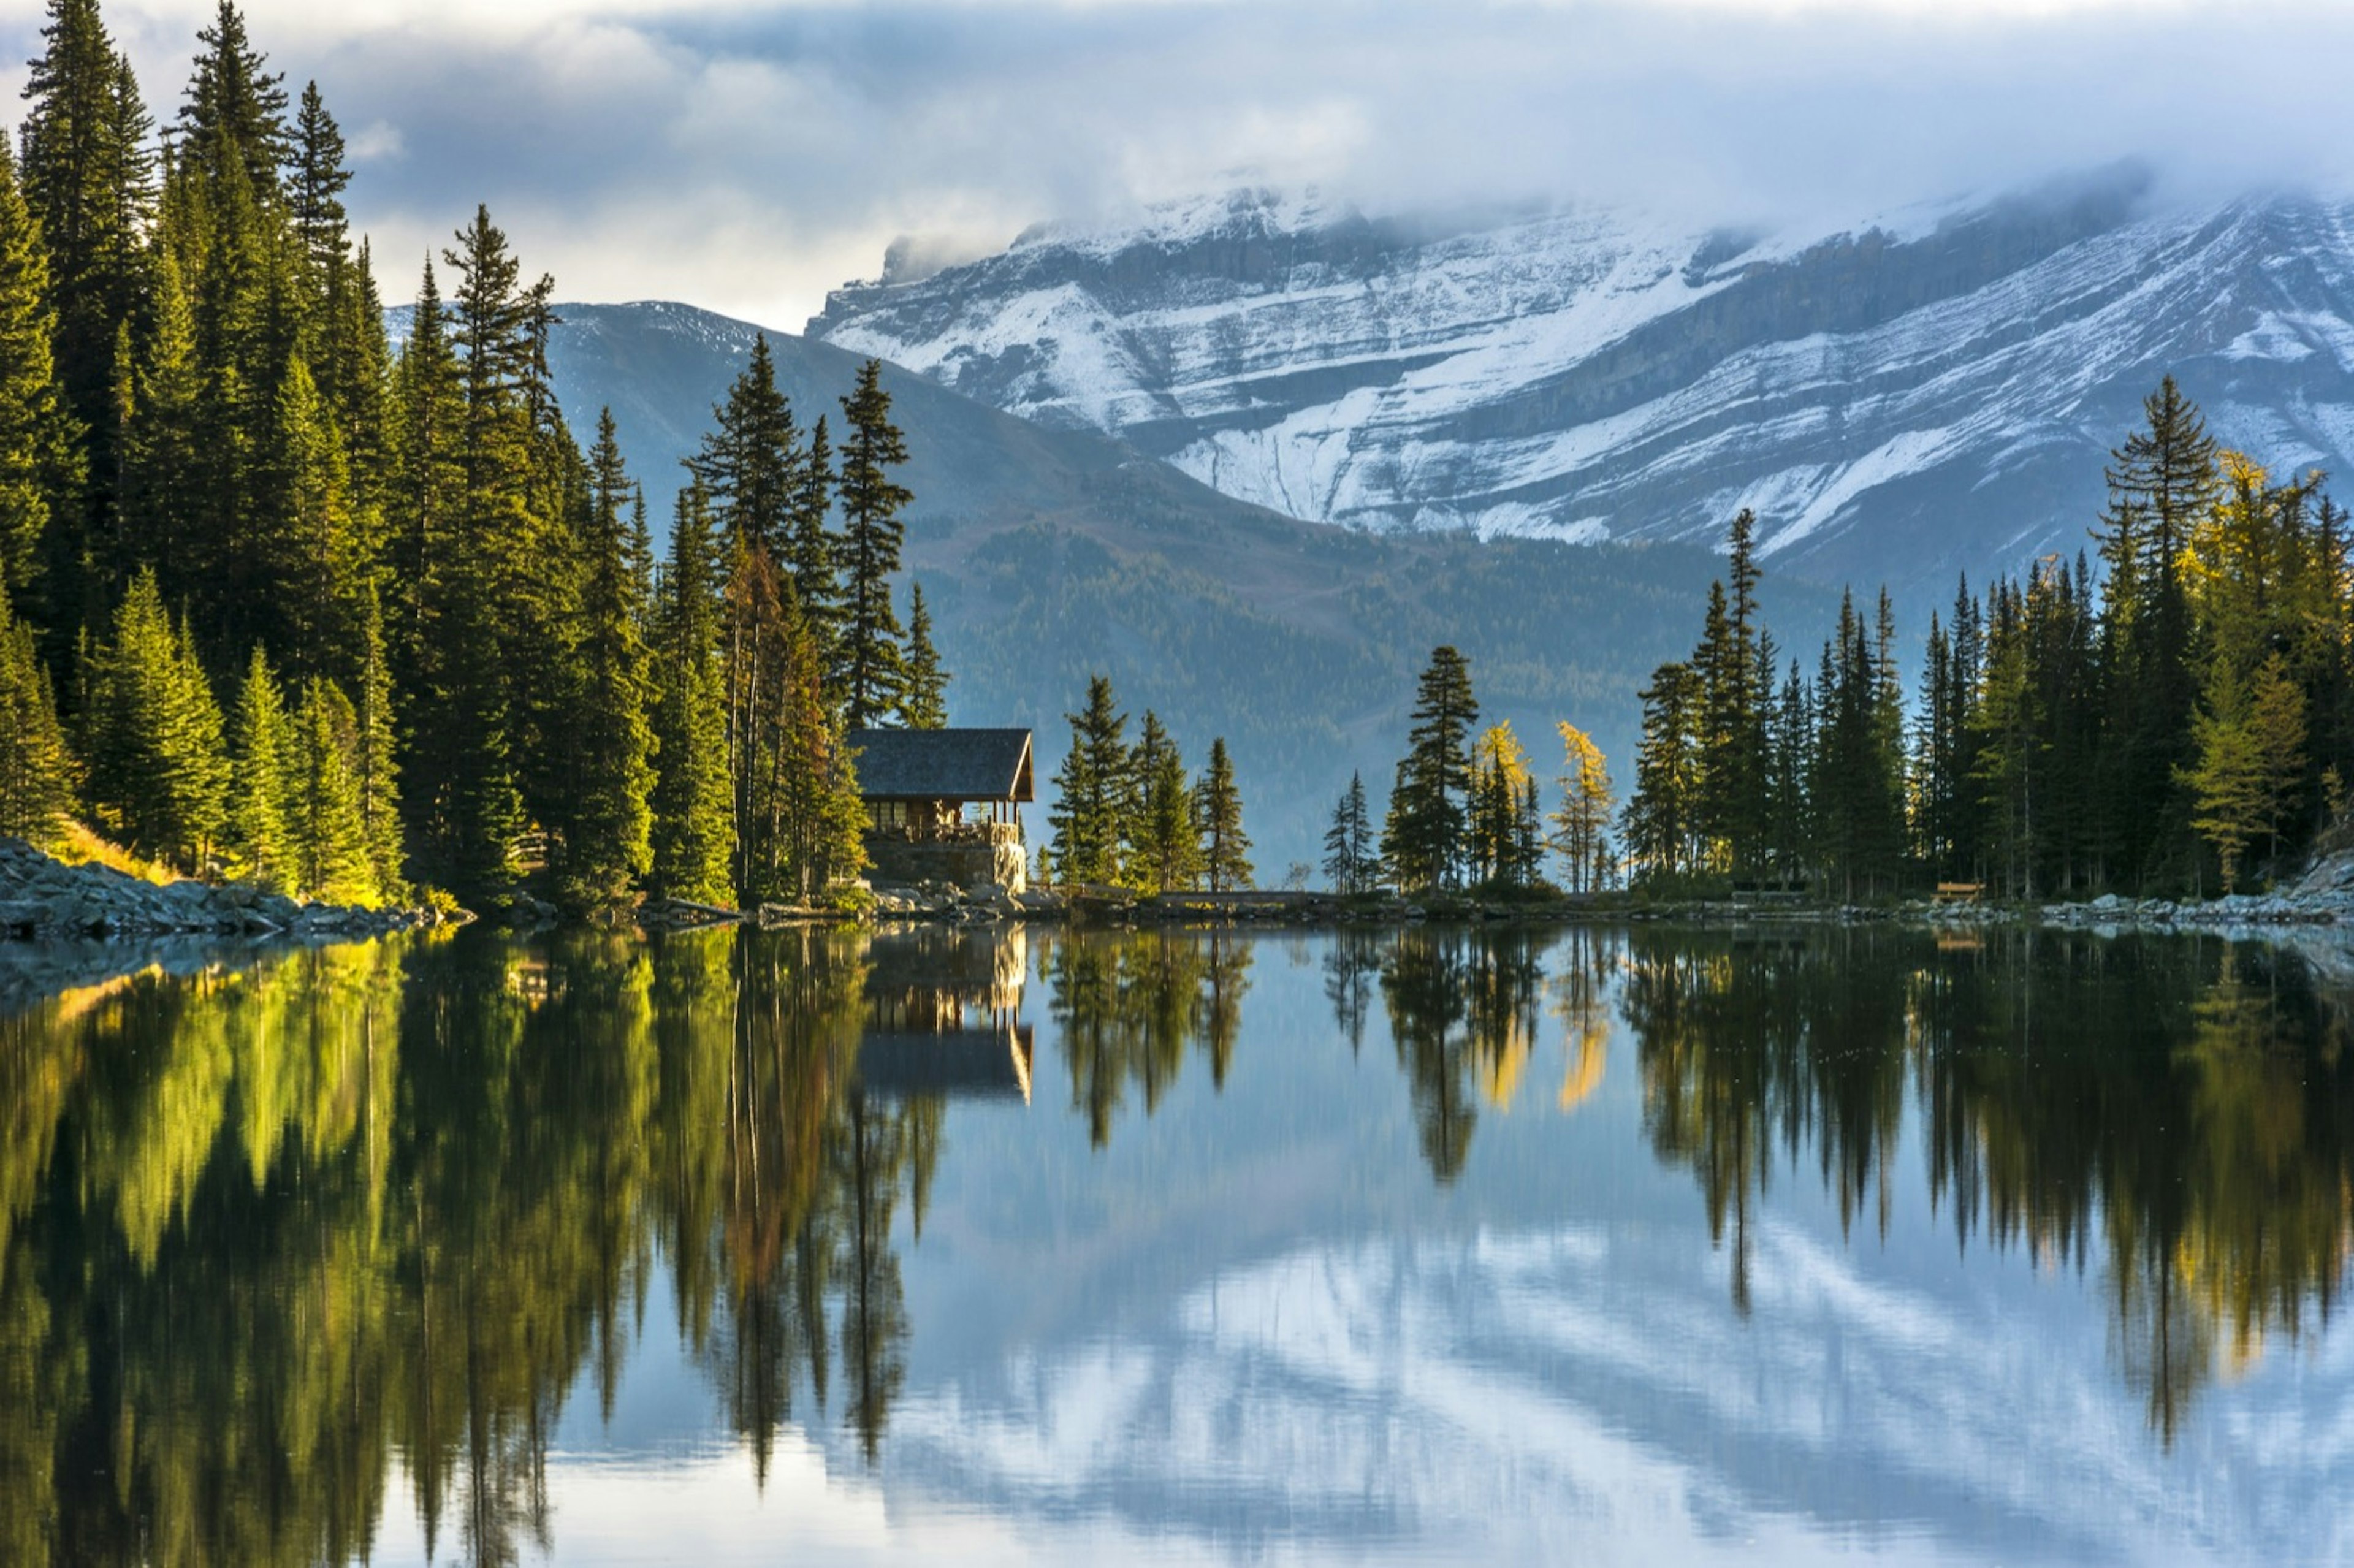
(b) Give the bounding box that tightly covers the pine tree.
[1385,645,1478,891]
[2104,377,2221,886]
[1047,674,1132,887]
[1197,737,1252,892]
[649,483,733,904]
[287,80,349,275]
[2249,650,2307,861]
[177,1,290,196]
[834,360,912,727]
[288,676,373,904]
[387,257,460,676]
[2182,652,2264,893]
[696,332,800,560]
[768,587,869,903]
[83,569,229,871]
[899,581,948,728]
[556,409,657,909]
[0,576,75,839]
[1323,771,1376,896]
[1623,661,1702,881]
[260,353,363,676]
[1550,722,1614,894]
[0,140,79,609]
[20,0,151,588]
[793,412,834,627]
[229,642,294,890]
[1130,711,1200,895]
[351,585,403,899]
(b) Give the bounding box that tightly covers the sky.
[1,0,2349,330]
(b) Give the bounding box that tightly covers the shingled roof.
[847,728,1035,802]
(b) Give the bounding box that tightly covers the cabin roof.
[847,727,1035,802]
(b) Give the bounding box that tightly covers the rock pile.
[867,880,1038,923]
[0,838,442,940]
[2038,851,2354,931]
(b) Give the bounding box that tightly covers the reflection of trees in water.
[1042,931,1253,1146]
[1380,929,1544,1184]
[1622,927,2354,1439]
[1322,931,1381,1056]
[0,925,949,1565]
[1551,928,1613,1113]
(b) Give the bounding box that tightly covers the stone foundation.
[866,828,1027,894]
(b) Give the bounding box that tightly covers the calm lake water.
[1,921,2350,1565]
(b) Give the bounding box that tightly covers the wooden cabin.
[847,727,1035,891]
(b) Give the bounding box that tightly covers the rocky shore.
[0,838,451,941]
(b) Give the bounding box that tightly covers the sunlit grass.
[42,821,180,886]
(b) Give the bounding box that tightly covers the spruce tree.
[1623,661,1702,881]
[899,581,948,729]
[0,577,75,839]
[229,642,294,890]
[352,585,403,899]
[556,409,657,909]
[288,81,350,275]
[177,1,290,195]
[1047,674,1132,887]
[0,140,78,609]
[1385,645,1478,891]
[649,484,733,904]
[20,0,151,582]
[84,569,229,871]
[261,353,363,676]
[1197,737,1252,892]
[791,411,834,625]
[2182,651,2263,893]
[288,676,373,904]
[834,360,912,727]
[696,332,799,562]
[768,577,869,903]
[1130,711,1199,895]
[1322,771,1376,896]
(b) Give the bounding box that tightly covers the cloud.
[2,0,2350,329]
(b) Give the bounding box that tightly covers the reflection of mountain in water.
[0,924,2350,1562]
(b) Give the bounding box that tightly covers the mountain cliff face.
[806,174,2354,595]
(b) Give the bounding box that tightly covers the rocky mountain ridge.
[807,172,2354,597]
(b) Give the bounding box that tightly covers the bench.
[1933,882,1984,902]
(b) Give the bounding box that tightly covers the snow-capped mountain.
[806,170,2354,594]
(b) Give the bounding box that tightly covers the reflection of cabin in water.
[848,727,1034,892]
[854,926,1034,1103]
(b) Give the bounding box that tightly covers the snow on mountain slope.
[807,173,2354,595]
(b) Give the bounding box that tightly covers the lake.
[0,921,2347,1564]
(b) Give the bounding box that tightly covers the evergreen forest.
[0,0,947,913]
[1621,378,2354,900]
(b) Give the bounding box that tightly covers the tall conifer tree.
[834,360,911,727]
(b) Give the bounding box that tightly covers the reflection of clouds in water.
[878,1222,2354,1564]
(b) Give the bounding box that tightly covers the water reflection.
[1614,927,2354,1439]
[0,921,2347,1562]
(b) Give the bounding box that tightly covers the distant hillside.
[392,300,1835,862]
